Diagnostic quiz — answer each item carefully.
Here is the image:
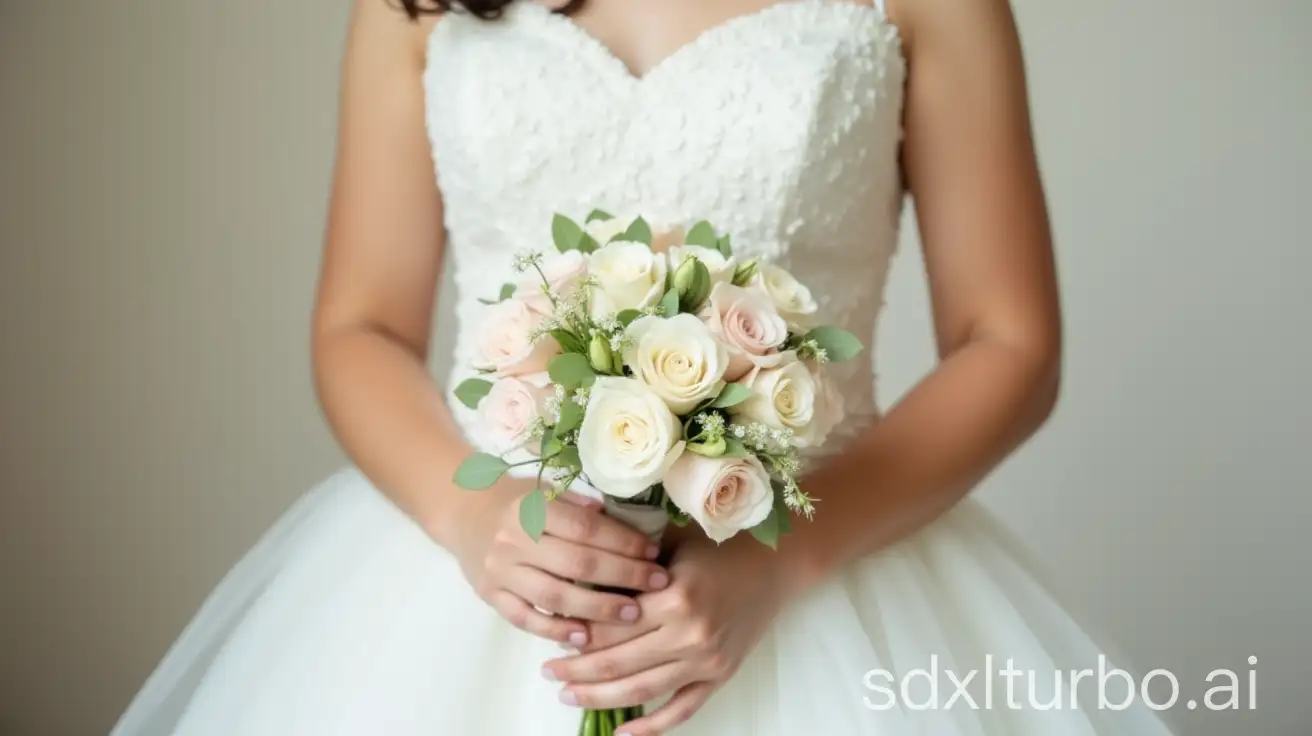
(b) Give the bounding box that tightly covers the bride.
[113,0,1177,733]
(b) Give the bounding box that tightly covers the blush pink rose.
[662,452,774,543]
[478,373,552,454]
[474,297,560,376]
[700,281,791,381]
[515,249,588,314]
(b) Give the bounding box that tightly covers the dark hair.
[397,0,584,20]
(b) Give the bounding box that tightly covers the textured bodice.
[424,0,907,458]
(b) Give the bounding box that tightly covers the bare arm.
[777,0,1062,585]
[311,1,489,545]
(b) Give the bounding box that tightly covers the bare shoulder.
[886,0,1025,72]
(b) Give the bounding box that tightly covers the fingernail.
[541,667,557,681]
[648,570,669,589]
[645,544,660,559]
[569,631,588,647]
[620,604,639,621]
[559,690,578,706]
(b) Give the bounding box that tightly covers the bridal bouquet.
[452,211,862,733]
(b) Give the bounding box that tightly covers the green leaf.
[749,509,781,549]
[772,482,794,535]
[615,309,642,327]
[717,233,733,258]
[453,453,510,490]
[711,383,755,409]
[685,220,719,249]
[498,283,516,301]
[519,488,548,541]
[552,213,584,252]
[548,352,596,389]
[453,378,494,409]
[804,326,865,362]
[659,288,680,317]
[548,445,581,469]
[577,232,600,254]
[554,399,584,437]
[585,209,614,223]
[620,216,652,247]
[540,433,564,458]
[723,436,752,457]
[549,328,587,354]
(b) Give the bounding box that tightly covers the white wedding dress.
[112,2,1178,733]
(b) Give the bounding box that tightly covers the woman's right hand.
[447,480,671,648]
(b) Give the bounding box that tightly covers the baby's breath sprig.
[796,337,829,364]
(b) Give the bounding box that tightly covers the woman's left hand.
[540,532,809,735]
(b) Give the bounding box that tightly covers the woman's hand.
[448,482,672,648]
[541,534,805,735]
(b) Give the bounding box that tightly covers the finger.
[545,502,659,560]
[557,660,696,712]
[612,680,716,736]
[580,614,663,652]
[490,590,590,648]
[543,630,673,684]
[506,566,643,624]
[558,490,603,510]
[531,536,670,592]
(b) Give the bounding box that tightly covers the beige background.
[2,0,1309,734]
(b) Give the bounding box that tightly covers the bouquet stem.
[575,495,669,736]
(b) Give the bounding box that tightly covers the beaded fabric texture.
[425,0,907,461]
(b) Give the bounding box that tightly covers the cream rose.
[477,373,552,454]
[731,353,844,448]
[623,313,730,414]
[586,241,668,320]
[578,377,686,499]
[474,297,560,376]
[515,249,587,314]
[700,281,790,381]
[751,262,819,325]
[585,215,686,254]
[663,452,774,543]
[667,245,736,287]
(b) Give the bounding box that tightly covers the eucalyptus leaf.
[540,433,564,458]
[615,309,641,327]
[548,353,596,389]
[749,509,781,549]
[711,383,755,409]
[659,288,680,317]
[620,216,652,247]
[552,213,584,252]
[723,437,752,457]
[549,329,587,354]
[498,283,516,301]
[453,378,494,409]
[554,399,584,437]
[685,221,719,249]
[577,232,600,254]
[519,488,548,541]
[453,453,510,490]
[585,209,614,223]
[804,326,864,362]
[549,446,581,470]
[717,233,733,258]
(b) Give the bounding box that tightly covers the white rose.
[578,377,686,499]
[585,215,686,254]
[474,297,560,376]
[662,452,774,543]
[751,262,819,325]
[477,373,552,454]
[623,313,730,414]
[731,353,844,448]
[700,281,791,381]
[515,249,588,314]
[667,245,736,287]
[586,241,668,320]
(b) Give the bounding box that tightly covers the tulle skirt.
[111,467,1177,735]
